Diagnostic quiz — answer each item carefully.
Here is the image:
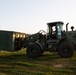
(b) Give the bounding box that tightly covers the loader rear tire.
[26,44,42,58]
[58,42,74,58]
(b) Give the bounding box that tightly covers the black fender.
[56,38,66,51]
[34,42,44,52]
[35,42,43,50]
[57,38,66,45]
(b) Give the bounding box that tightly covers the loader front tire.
[26,44,41,58]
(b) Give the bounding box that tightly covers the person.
[51,26,56,39]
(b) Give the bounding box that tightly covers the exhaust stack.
[66,22,69,32]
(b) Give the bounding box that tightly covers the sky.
[0,0,76,34]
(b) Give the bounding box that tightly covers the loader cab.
[47,21,63,40]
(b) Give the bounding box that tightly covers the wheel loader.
[23,21,75,58]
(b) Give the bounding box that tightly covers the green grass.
[0,49,76,75]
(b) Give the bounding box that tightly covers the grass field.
[0,49,76,75]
